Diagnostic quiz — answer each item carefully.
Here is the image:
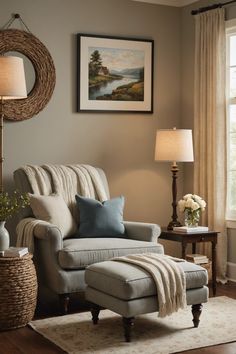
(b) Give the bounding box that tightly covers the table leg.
[211,240,217,296]
[192,243,196,254]
[181,242,187,259]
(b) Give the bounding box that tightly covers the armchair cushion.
[30,194,77,238]
[58,238,164,269]
[75,195,125,238]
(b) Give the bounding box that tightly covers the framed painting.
[77,34,154,113]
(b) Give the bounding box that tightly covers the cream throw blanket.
[16,218,51,253]
[16,164,108,253]
[113,253,187,318]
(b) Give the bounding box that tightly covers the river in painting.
[89,76,138,100]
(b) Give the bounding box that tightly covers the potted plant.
[0,191,29,251]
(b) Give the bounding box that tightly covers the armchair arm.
[34,223,63,252]
[123,221,161,243]
[33,222,69,294]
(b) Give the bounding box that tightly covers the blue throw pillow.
[75,195,125,237]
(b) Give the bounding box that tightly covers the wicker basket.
[0,254,38,330]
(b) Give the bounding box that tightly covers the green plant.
[0,191,29,221]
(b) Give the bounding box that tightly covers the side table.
[159,229,219,296]
[0,253,38,330]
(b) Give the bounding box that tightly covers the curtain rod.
[191,0,236,16]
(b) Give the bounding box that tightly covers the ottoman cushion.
[85,260,208,301]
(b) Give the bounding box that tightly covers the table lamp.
[155,127,194,230]
[0,56,27,192]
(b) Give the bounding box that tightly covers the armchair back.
[14,165,110,219]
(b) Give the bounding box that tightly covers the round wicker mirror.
[0,29,56,121]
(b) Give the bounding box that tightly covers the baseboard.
[227,262,236,282]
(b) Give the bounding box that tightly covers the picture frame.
[77,34,154,113]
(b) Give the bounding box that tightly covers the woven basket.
[0,254,38,330]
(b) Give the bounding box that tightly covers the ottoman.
[85,259,209,342]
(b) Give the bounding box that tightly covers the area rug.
[29,296,236,354]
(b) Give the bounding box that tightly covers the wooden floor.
[0,282,236,354]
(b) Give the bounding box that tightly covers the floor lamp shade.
[155,128,194,230]
[155,129,194,163]
[0,56,27,99]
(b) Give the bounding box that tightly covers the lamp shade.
[155,128,194,162]
[0,56,27,99]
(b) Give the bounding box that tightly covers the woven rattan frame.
[0,29,56,121]
[0,253,37,330]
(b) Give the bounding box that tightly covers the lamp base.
[167,220,182,230]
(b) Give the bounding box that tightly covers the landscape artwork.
[88,47,144,102]
[77,34,153,112]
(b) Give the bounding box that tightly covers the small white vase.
[0,221,9,251]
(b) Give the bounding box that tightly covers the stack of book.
[0,247,29,258]
[186,253,209,264]
[173,226,209,233]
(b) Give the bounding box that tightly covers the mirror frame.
[0,29,56,121]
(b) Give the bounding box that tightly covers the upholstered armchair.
[14,165,164,314]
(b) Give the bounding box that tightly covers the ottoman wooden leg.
[192,304,203,328]
[123,317,134,342]
[91,304,101,324]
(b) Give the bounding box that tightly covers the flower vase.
[0,221,10,251]
[184,209,201,228]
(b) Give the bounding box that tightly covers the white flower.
[199,199,206,209]
[178,199,186,212]
[185,198,194,209]
[193,194,206,210]
[193,194,201,201]
[183,194,193,200]
[178,193,206,213]
[192,201,200,211]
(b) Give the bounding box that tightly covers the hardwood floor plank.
[0,332,23,354]
[0,327,65,354]
[181,342,236,354]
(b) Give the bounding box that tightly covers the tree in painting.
[89,50,102,77]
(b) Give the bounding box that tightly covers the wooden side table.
[0,254,38,330]
[159,229,219,296]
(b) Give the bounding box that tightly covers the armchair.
[14,165,163,314]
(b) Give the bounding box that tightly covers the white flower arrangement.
[178,194,206,213]
[178,194,206,227]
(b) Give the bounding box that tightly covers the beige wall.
[1,0,183,255]
[2,0,235,264]
[181,0,236,267]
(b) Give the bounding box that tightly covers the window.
[226,20,236,221]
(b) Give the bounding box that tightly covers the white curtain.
[194,8,227,282]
